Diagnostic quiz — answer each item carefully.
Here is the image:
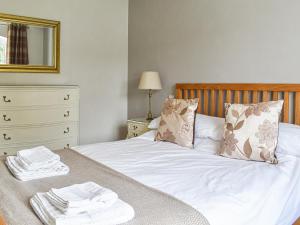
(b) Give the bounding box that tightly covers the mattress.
[73,134,300,225]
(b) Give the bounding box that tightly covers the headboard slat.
[190,89,195,98]
[243,90,249,104]
[197,90,202,113]
[211,90,216,116]
[263,91,269,102]
[204,90,209,115]
[283,92,290,123]
[295,93,300,125]
[226,90,231,103]
[273,92,279,101]
[253,91,259,103]
[176,83,300,125]
[234,90,240,103]
[184,89,189,99]
[177,89,182,99]
[218,90,224,117]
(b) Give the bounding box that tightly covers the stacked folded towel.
[30,182,135,225]
[5,146,69,181]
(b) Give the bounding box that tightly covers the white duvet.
[73,134,300,225]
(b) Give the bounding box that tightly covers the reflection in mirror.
[0,22,53,66]
[0,12,59,73]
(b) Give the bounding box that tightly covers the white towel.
[46,182,118,215]
[30,192,135,225]
[5,156,69,181]
[49,182,118,208]
[17,146,60,170]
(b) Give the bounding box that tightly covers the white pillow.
[277,123,300,158]
[138,130,156,141]
[194,137,221,154]
[195,114,224,141]
[149,114,225,141]
[148,117,161,129]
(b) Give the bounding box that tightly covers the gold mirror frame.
[0,13,60,73]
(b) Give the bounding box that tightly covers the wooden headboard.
[176,83,300,125]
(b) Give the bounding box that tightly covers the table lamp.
[138,71,162,120]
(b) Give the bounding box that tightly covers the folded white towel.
[6,156,69,181]
[46,182,118,215]
[49,182,118,208]
[17,146,60,170]
[31,192,135,225]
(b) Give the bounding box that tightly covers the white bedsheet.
[72,136,300,225]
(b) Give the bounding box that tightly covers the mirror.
[0,13,60,73]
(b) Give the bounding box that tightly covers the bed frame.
[0,215,5,225]
[176,83,300,125]
[176,83,300,225]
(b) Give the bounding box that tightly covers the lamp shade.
[138,71,162,90]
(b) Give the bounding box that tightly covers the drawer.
[127,130,141,138]
[127,129,149,138]
[127,122,149,138]
[0,88,79,108]
[128,122,148,132]
[0,107,78,126]
[0,137,78,156]
[128,123,148,132]
[0,122,78,146]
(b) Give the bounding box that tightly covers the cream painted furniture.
[127,118,151,138]
[0,86,79,156]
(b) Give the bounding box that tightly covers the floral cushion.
[155,98,198,148]
[220,100,283,163]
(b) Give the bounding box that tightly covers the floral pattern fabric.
[155,98,198,148]
[220,100,283,163]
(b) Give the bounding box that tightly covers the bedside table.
[127,118,151,139]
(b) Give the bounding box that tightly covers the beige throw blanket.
[0,149,210,225]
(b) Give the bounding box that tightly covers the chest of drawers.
[0,86,79,156]
[127,118,151,138]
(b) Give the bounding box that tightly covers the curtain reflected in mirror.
[7,23,29,65]
[0,22,54,66]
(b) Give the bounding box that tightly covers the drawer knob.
[3,96,11,103]
[3,152,7,156]
[64,111,70,118]
[64,144,70,149]
[133,133,138,137]
[3,115,11,122]
[3,134,11,141]
[64,94,70,101]
[64,127,70,134]
[133,125,138,130]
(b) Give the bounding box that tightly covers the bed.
[74,83,300,225]
[73,135,300,225]
[1,83,300,225]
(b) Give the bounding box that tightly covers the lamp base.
[146,89,153,121]
[146,112,153,121]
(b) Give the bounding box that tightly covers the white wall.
[128,0,300,118]
[0,0,128,144]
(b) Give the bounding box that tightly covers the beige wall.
[128,0,300,118]
[0,0,128,144]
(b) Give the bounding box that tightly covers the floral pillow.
[220,100,283,163]
[155,98,198,148]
